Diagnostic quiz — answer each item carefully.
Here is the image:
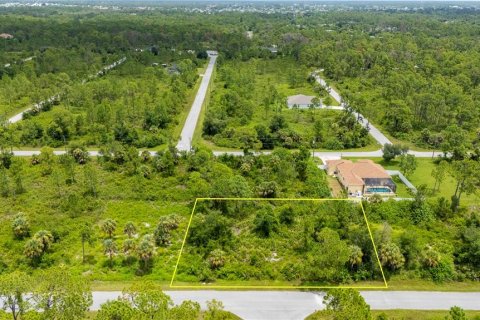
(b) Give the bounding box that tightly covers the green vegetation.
[0,1,480,297]
[174,199,384,287]
[202,58,374,151]
[9,56,202,149]
[0,273,238,320]
[0,147,330,283]
[306,291,480,320]
[306,289,372,320]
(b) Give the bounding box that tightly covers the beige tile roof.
[327,159,390,187]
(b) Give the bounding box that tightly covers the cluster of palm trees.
[11,213,54,263]
[24,230,54,262]
[100,219,156,270]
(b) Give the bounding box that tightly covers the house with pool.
[326,159,396,197]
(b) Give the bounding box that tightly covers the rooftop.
[287,94,315,106]
[327,159,391,186]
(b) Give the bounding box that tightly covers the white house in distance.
[287,94,316,108]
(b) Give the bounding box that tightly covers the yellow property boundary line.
[170,198,388,289]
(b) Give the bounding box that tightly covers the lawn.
[371,310,480,319]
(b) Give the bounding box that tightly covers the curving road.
[89,290,480,319]
[176,51,218,152]
[313,72,392,146]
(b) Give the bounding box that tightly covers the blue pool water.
[366,187,392,193]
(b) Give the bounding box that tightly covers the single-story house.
[287,94,316,108]
[326,159,396,197]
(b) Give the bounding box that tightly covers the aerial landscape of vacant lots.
[0,0,480,319]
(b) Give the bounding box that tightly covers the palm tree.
[208,249,226,269]
[421,245,440,268]
[80,223,93,263]
[348,245,363,269]
[101,219,117,238]
[123,238,136,257]
[123,222,136,238]
[34,230,54,252]
[24,238,44,261]
[11,213,30,239]
[137,235,155,269]
[103,239,117,265]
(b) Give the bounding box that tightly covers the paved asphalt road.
[90,290,480,319]
[176,52,218,152]
[212,150,437,159]
[11,149,438,159]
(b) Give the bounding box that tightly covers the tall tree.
[449,160,480,212]
[137,235,156,270]
[121,281,172,319]
[322,289,372,320]
[432,161,448,192]
[0,272,32,320]
[399,154,417,177]
[33,268,92,320]
[103,239,117,266]
[80,223,94,263]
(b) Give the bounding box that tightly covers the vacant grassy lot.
[173,199,385,288]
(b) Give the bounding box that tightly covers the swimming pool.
[366,187,392,193]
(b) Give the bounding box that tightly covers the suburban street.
[89,290,480,319]
[176,51,218,152]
